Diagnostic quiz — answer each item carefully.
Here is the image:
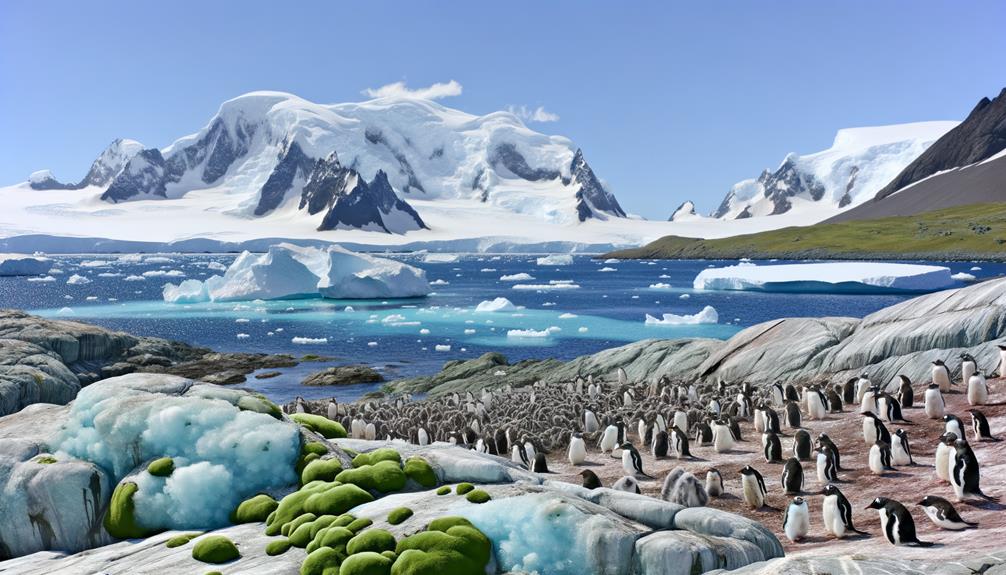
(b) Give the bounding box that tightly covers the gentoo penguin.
[740,465,768,509]
[763,407,781,434]
[816,433,843,470]
[770,382,785,407]
[652,430,670,458]
[568,432,587,465]
[783,497,810,542]
[295,397,306,414]
[815,446,839,483]
[843,377,858,405]
[784,400,801,430]
[892,429,914,466]
[967,372,988,406]
[753,405,766,432]
[784,383,800,403]
[712,420,735,453]
[579,469,602,489]
[860,387,878,415]
[880,393,908,423]
[351,417,365,439]
[869,441,894,475]
[925,383,945,419]
[762,431,783,463]
[705,469,724,497]
[897,375,914,408]
[968,408,999,442]
[806,386,827,420]
[617,367,628,386]
[792,429,813,460]
[661,469,708,508]
[950,439,996,502]
[327,400,338,421]
[637,419,650,448]
[735,391,752,419]
[611,476,641,494]
[418,427,430,446]
[523,440,537,465]
[531,452,550,473]
[932,359,953,393]
[866,497,933,546]
[781,458,804,494]
[918,495,978,530]
[935,432,957,482]
[998,344,1006,378]
[599,425,619,454]
[511,444,529,469]
[622,390,633,408]
[672,410,689,434]
[862,412,891,445]
[494,428,508,453]
[364,422,377,441]
[655,413,667,432]
[856,374,872,402]
[692,422,713,446]
[620,442,652,479]
[961,353,978,384]
[945,414,965,439]
[822,484,866,538]
[584,409,600,433]
[670,425,691,459]
[726,416,743,442]
[826,388,843,413]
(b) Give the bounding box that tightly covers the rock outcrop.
[707,549,1006,575]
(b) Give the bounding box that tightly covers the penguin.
[611,476,641,494]
[351,417,365,439]
[295,397,307,414]
[815,446,838,483]
[599,425,619,454]
[740,465,768,509]
[770,382,785,407]
[891,429,914,466]
[579,469,602,489]
[655,413,667,432]
[792,429,812,461]
[866,497,933,546]
[821,484,867,538]
[784,400,801,430]
[620,442,652,479]
[584,409,600,433]
[672,410,689,434]
[531,452,550,473]
[862,412,891,445]
[637,419,649,448]
[967,372,988,406]
[897,375,914,408]
[568,432,587,465]
[784,383,800,402]
[670,425,691,459]
[951,439,996,502]
[782,497,810,542]
[826,388,843,413]
[860,387,878,415]
[869,441,894,475]
[932,359,953,393]
[753,405,766,432]
[856,374,872,402]
[843,377,858,405]
[935,432,957,483]
[327,400,338,421]
[494,428,508,453]
[918,495,978,530]
[705,469,724,497]
[364,422,377,441]
[511,444,529,469]
[763,407,781,434]
[712,420,735,453]
[762,431,783,463]
[925,382,945,419]
[661,469,708,508]
[806,386,827,420]
[961,353,978,384]
[945,414,965,439]
[726,416,743,442]
[781,458,804,494]
[816,433,843,471]
[880,393,908,423]
[418,427,430,446]
[692,421,713,446]
[998,344,1006,378]
[523,440,537,465]
[967,408,1000,442]
[651,429,670,458]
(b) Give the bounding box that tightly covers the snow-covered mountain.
[701,122,957,221]
[45,91,626,234]
[668,201,700,222]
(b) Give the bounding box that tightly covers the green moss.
[342,448,359,459]
[340,551,393,575]
[231,493,278,524]
[347,528,396,555]
[303,483,375,516]
[309,515,339,538]
[392,525,491,575]
[464,489,490,504]
[191,535,240,564]
[292,519,323,547]
[454,483,474,495]
[381,550,397,561]
[238,394,283,419]
[352,448,401,468]
[283,513,318,537]
[165,532,202,548]
[292,413,348,439]
[146,457,174,477]
[314,525,355,552]
[266,481,333,535]
[300,546,343,575]
[204,572,223,575]
[266,538,292,556]
[103,482,153,539]
[335,460,406,493]
[302,441,329,456]
[302,458,343,485]
[33,455,58,464]
[387,507,413,525]
[402,457,436,488]
[426,517,472,532]
[332,514,357,528]
[346,517,373,533]
[435,486,451,496]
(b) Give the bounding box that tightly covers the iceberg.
[693,262,955,294]
[423,253,459,263]
[475,297,518,312]
[500,273,535,281]
[162,243,430,302]
[0,253,53,276]
[645,305,719,325]
[536,254,573,266]
[952,272,977,282]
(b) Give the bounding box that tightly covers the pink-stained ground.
[544,378,1006,559]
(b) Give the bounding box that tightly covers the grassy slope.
[605,203,1006,261]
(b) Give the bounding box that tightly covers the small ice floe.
[419,328,431,335]
[423,253,458,263]
[598,267,617,272]
[535,254,573,266]
[578,327,589,333]
[97,272,122,278]
[79,260,112,268]
[971,266,982,271]
[464,328,476,334]
[500,273,535,281]
[603,258,619,264]
[66,274,91,285]
[512,280,580,291]
[480,268,497,272]
[142,270,185,277]
[276,328,284,332]
[645,305,719,325]
[344,306,354,312]
[382,314,406,323]
[367,341,378,347]
[85,296,98,301]
[694,262,955,293]
[506,326,561,338]
[124,275,145,281]
[649,283,671,289]
[541,302,556,307]
[27,276,56,282]
[475,297,517,312]
[430,279,450,286]
[558,313,578,319]
[207,261,228,271]
[237,333,250,339]
[659,274,671,279]
[435,344,451,352]
[144,256,175,264]
[952,272,977,282]
[292,337,327,344]
[235,318,250,323]
[56,307,75,316]
[679,293,690,299]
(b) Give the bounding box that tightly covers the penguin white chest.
[713,425,734,453]
[862,418,877,444]
[808,394,826,420]
[891,439,911,466]
[754,410,766,432]
[673,411,689,433]
[933,367,951,392]
[816,453,828,482]
[868,444,885,474]
[822,496,844,537]
[878,509,898,544]
[860,392,877,416]
[621,450,635,475]
[600,427,617,453]
[923,506,962,530]
[967,375,988,406]
[925,389,944,419]
[568,437,586,465]
[784,502,810,542]
[741,475,764,508]
[935,443,951,482]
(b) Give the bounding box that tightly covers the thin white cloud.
[506,105,560,123]
[363,80,463,100]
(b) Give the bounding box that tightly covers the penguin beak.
[916,500,925,506]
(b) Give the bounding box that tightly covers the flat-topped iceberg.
[693,262,955,294]
[536,254,573,266]
[0,253,52,276]
[163,243,429,302]
[645,305,719,325]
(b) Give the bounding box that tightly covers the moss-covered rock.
[347,528,396,555]
[292,413,347,439]
[352,448,401,468]
[33,455,58,464]
[346,517,373,533]
[192,535,240,564]
[283,513,318,537]
[103,482,153,539]
[309,514,340,538]
[147,457,174,477]
[300,546,343,575]
[392,525,491,575]
[238,394,283,419]
[435,486,451,496]
[290,519,321,547]
[427,517,473,532]
[402,457,436,488]
[231,493,279,524]
[266,538,292,556]
[381,550,397,561]
[266,481,333,536]
[302,441,329,456]
[454,483,474,495]
[165,532,202,548]
[387,507,413,525]
[341,551,393,575]
[302,458,343,484]
[336,460,406,493]
[464,489,490,504]
[303,483,375,516]
[314,525,355,553]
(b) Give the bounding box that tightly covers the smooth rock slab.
[632,530,767,575]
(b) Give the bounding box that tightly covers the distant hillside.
[604,203,1006,261]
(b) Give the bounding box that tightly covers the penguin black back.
[579,469,602,489]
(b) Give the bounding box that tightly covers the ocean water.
[1,254,998,403]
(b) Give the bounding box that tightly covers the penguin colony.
[289,356,1002,549]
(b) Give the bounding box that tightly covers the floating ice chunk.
[292,337,328,344]
[952,272,977,281]
[344,306,354,312]
[645,305,719,325]
[679,293,690,299]
[971,266,982,271]
[693,262,955,293]
[475,297,517,312]
[659,274,671,279]
[382,314,407,323]
[578,327,589,333]
[513,282,580,290]
[420,328,431,335]
[536,254,573,266]
[144,256,175,264]
[435,344,451,352]
[367,341,378,347]
[162,280,211,304]
[0,254,53,277]
[124,275,146,281]
[480,268,497,272]
[236,333,250,339]
[430,279,450,286]
[423,253,458,263]
[464,328,476,334]
[507,326,561,338]
[66,274,91,285]
[500,273,535,281]
[97,272,122,278]
[598,267,617,272]
[79,260,112,268]
[319,245,430,299]
[27,275,56,282]
[649,283,671,289]
[558,313,578,319]
[56,307,75,316]
[603,258,620,264]
[207,261,227,271]
[142,269,185,278]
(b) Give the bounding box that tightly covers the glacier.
[693,262,956,293]
[0,253,52,276]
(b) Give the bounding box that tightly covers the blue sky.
[1,0,1003,219]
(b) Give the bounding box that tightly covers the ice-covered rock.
[645,306,718,325]
[0,254,53,277]
[475,297,518,312]
[536,254,574,266]
[694,262,955,293]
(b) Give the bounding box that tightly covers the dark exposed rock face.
[569,149,626,221]
[254,141,315,215]
[30,139,143,191]
[364,127,425,193]
[712,156,825,218]
[875,87,1006,201]
[302,365,384,386]
[101,149,171,202]
[490,143,562,181]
